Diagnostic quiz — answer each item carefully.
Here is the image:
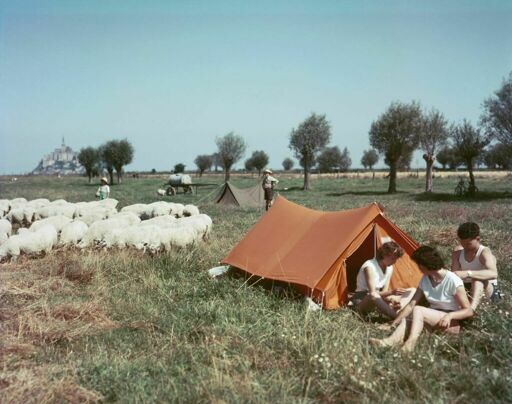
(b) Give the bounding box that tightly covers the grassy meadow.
[1,172,511,402]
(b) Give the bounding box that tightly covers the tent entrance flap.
[345,227,376,293]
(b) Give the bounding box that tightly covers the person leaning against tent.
[370,246,473,352]
[350,241,414,320]
[262,169,278,211]
[96,177,110,200]
[451,222,499,310]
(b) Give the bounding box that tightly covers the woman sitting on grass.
[369,246,474,352]
[351,241,414,320]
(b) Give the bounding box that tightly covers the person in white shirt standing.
[262,169,278,211]
[451,222,499,310]
[370,246,473,352]
[96,177,110,200]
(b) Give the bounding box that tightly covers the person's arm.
[390,288,424,327]
[437,286,474,329]
[363,266,378,295]
[451,249,462,272]
[454,248,498,281]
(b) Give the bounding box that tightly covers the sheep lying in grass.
[0,218,12,245]
[59,220,89,246]
[29,215,73,234]
[157,189,167,196]
[0,225,58,261]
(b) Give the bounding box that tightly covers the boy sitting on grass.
[451,222,499,310]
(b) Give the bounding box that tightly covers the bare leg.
[469,280,486,311]
[358,292,397,319]
[401,307,447,352]
[369,318,408,347]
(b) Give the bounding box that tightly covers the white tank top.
[458,245,485,271]
[458,244,497,285]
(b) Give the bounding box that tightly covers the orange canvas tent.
[222,196,422,309]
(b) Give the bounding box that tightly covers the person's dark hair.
[411,246,445,270]
[457,222,480,239]
[376,241,404,261]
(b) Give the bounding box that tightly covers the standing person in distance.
[96,177,110,200]
[262,169,279,211]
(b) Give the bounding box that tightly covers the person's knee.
[369,291,381,302]
[412,306,425,319]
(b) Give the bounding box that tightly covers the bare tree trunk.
[224,169,230,182]
[108,169,114,186]
[387,161,397,193]
[88,172,92,183]
[303,168,310,190]
[423,154,435,192]
[116,170,122,184]
[468,163,475,188]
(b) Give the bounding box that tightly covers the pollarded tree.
[317,146,342,173]
[78,147,100,183]
[419,108,449,192]
[480,71,512,146]
[289,113,331,190]
[194,155,213,177]
[369,101,422,193]
[100,139,134,184]
[339,147,352,172]
[211,153,221,172]
[361,149,379,170]
[484,142,512,169]
[282,157,294,171]
[248,150,269,176]
[451,120,490,194]
[244,156,255,173]
[216,132,247,182]
[174,163,185,173]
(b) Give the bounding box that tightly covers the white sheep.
[183,204,200,217]
[6,206,36,225]
[0,199,11,217]
[75,207,117,225]
[26,198,50,209]
[0,218,12,245]
[138,215,176,227]
[29,215,73,233]
[34,203,77,220]
[79,213,141,248]
[120,203,152,219]
[0,225,57,261]
[168,203,185,218]
[59,220,89,246]
[157,189,166,196]
[148,201,172,217]
[49,199,69,206]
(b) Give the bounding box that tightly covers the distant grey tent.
[214,182,265,207]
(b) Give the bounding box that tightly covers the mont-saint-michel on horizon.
[31,138,84,176]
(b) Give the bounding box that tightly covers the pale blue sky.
[1,0,511,174]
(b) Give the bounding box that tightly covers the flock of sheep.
[0,197,212,261]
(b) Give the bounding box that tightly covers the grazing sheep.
[183,204,200,217]
[157,189,166,196]
[34,203,77,220]
[26,198,50,209]
[0,225,57,261]
[120,204,152,219]
[29,215,73,233]
[0,218,12,245]
[49,199,69,206]
[148,201,172,217]
[168,203,185,218]
[138,215,176,227]
[10,197,27,205]
[75,207,117,225]
[6,207,36,225]
[79,214,141,248]
[0,199,11,217]
[59,220,89,246]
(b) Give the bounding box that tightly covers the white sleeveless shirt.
[458,244,497,285]
[355,258,393,292]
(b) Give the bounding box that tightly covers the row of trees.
[190,71,510,192]
[78,139,134,184]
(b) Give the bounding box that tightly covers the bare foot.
[400,343,415,353]
[369,338,394,347]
